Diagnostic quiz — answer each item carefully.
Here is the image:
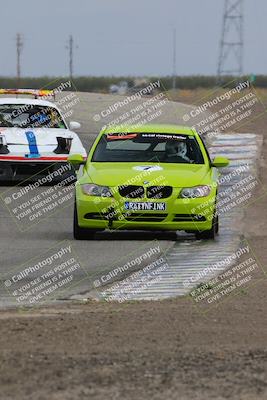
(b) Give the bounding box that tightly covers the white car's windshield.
[0,104,66,129]
[92,132,205,164]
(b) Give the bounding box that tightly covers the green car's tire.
[215,213,219,234]
[73,203,96,240]
[195,214,218,240]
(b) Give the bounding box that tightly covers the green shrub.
[0,75,264,92]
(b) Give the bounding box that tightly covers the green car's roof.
[102,124,196,136]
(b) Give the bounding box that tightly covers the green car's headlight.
[81,184,113,197]
[179,185,211,199]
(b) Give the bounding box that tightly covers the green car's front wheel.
[73,203,96,240]
[195,214,218,240]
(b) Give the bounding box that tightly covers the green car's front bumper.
[75,185,216,232]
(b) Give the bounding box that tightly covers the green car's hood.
[84,162,212,187]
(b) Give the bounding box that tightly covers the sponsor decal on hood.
[133,165,163,171]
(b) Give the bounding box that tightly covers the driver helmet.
[166,140,187,158]
[176,141,187,158]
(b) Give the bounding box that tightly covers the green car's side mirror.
[211,156,229,168]
[67,154,86,165]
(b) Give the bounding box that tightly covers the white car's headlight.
[179,185,211,198]
[81,184,113,197]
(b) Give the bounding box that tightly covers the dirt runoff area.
[0,91,267,400]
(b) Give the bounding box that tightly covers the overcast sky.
[1,0,266,77]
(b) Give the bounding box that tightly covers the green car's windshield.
[0,104,66,129]
[92,132,205,164]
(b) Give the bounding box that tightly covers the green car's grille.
[173,214,206,222]
[118,185,173,199]
[118,185,145,198]
[123,213,168,222]
[147,186,173,199]
[84,212,118,221]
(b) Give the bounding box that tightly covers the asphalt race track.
[0,92,261,308]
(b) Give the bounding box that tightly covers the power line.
[217,0,244,82]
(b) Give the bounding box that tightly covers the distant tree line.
[0,75,265,92]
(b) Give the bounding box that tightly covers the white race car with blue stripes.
[0,95,87,182]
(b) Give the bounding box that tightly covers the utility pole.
[217,0,244,83]
[16,33,23,88]
[172,28,177,90]
[66,35,76,80]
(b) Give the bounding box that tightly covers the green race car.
[68,124,229,240]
